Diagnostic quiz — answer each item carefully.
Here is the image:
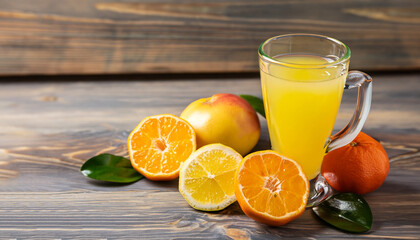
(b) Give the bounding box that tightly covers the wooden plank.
[0,73,419,238]
[0,0,419,75]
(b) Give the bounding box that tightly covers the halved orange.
[127,114,196,181]
[235,150,309,226]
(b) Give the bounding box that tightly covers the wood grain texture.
[0,0,419,76]
[0,73,420,238]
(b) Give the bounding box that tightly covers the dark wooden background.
[0,0,419,75]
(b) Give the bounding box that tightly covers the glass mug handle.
[308,70,373,207]
[328,70,373,152]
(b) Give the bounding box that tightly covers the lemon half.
[179,144,243,211]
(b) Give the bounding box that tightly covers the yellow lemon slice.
[179,144,243,211]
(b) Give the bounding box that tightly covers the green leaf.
[313,193,372,233]
[81,153,143,183]
[239,94,266,118]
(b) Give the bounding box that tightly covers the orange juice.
[260,55,346,179]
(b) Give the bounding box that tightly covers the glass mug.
[258,34,372,207]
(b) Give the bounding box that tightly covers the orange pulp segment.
[235,150,309,226]
[127,114,196,181]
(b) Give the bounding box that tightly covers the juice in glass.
[259,34,372,206]
[260,54,346,179]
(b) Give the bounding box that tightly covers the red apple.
[180,93,261,156]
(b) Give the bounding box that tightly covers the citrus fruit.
[179,144,243,211]
[127,114,196,181]
[321,132,389,194]
[235,151,309,226]
[180,93,260,156]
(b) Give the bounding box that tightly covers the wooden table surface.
[0,73,419,239]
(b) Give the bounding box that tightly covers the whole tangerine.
[321,132,389,195]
